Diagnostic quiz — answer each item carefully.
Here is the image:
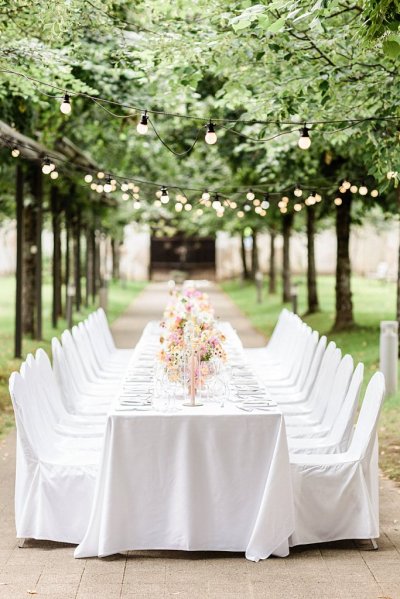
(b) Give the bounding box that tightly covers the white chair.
[52,338,110,416]
[9,371,100,544]
[288,363,364,454]
[270,336,327,402]
[35,349,106,437]
[289,372,385,547]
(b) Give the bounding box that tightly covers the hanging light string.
[1,68,399,127]
[0,132,380,210]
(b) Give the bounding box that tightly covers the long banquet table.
[75,322,295,562]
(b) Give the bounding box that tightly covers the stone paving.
[0,282,400,599]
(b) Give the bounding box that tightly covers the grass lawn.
[0,275,147,437]
[222,275,400,482]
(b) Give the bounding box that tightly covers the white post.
[380,321,398,396]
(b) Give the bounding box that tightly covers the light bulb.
[181,196,188,204]
[160,187,169,203]
[96,184,104,193]
[244,203,251,212]
[294,203,302,212]
[315,193,322,202]
[334,197,342,206]
[155,190,162,198]
[359,185,368,196]
[278,201,286,209]
[60,93,71,115]
[350,185,358,193]
[253,199,260,206]
[212,200,222,210]
[175,202,183,212]
[84,174,93,183]
[133,193,140,200]
[237,210,244,218]
[121,183,129,192]
[246,189,255,201]
[342,179,351,190]
[371,189,379,198]
[230,201,237,209]
[255,206,262,214]
[128,182,135,190]
[137,112,148,134]
[122,193,130,201]
[42,158,52,175]
[133,185,140,193]
[196,208,203,216]
[294,186,303,197]
[50,170,59,180]
[103,176,112,193]
[339,186,346,194]
[97,171,105,179]
[282,196,289,203]
[205,121,217,145]
[261,200,270,210]
[280,206,288,213]
[133,201,141,209]
[260,209,266,216]
[155,199,162,207]
[202,190,210,202]
[387,171,395,180]
[298,125,311,150]
[216,209,224,217]
[90,183,97,190]
[11,146,20,158]
[184,204,192,211]
[205,200,211,207]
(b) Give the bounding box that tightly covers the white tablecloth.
[74,323,294,561]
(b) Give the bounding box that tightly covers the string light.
[96,184,104,193]
[334,197,342,206]
[359,184,368,196]
[246,189,255,201]
[60,93,71,115]
[237,210,244,218]
[342,179,351,190]
[202,190,210,202]
[350,184,358,193]
[97,171,105,179]
[175,202,183,212]
[184,203,192,211]
[294,186,303,197]
[122,192,130,201]
[50,170,59,179]
[84,173,93,183]
[196,208,203,216]
[261,193,270,210]
[133,200,141,209]
[294,203,302,211]
[90,182,97,190]
[137,111,148,135]
[212,194,222,210]
[11,146,20,158]
[205,121,217,145]
[371,189,379,197]
[298,125,311,150]
[42,157,52,175]
[160,186,169,203]
[103,175,112,193]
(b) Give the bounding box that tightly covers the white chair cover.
[289,372,385,546]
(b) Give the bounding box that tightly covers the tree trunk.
[51,186,62,328]
[65,208,71,315]
[282,213,293,303]
[14,163,24,358]
[34,166,43,340]
[91,228,97,303]
[306,206,320,314]
[396,187,400,350]
[23,164,42,338]
[74,207,82,311]
[111,238,120,280]
[240,233,249,280]
[251,231,259,279]
[86,227,93,306]
[333,192,354,330]
[268,230,276,294]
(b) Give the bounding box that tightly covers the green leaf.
[233,19,252,31]
[268,16,286,33]
[382,40,400,58]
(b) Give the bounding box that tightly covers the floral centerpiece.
[158,286,227,400]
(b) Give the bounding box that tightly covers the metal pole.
[14,164,24,358]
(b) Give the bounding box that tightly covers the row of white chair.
[247,309,385,547]
[9,308,132,544]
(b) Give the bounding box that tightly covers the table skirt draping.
[75,406,294,561]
